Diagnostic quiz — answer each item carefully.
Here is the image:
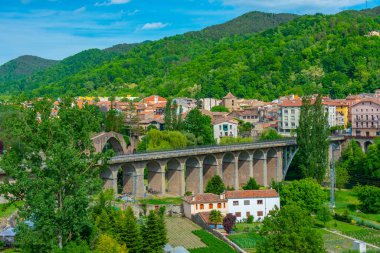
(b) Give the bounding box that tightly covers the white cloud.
[219,0,372,14]
[73,6,86,14]
[95,0,131,7]
[142,22,168,30]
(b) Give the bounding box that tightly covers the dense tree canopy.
[0,99,107,251]
[257,205,326,253]
[1,9,379,99]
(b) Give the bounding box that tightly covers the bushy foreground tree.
[279,178,326,214]
[0,99,108,251]
[257,205,326,253]
[183,108,214,145]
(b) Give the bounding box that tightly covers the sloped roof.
[223,92,236,99]
[225,189,279,199]
[183,193,227,204]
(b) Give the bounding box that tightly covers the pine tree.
[205,175,226,195]
[242,177,260,190]
[123,206,143,253]
[141,211,163,252]
[156,207,168,248]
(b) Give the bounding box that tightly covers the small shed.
[0,227,16,246]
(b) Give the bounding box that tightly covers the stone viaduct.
[101,136,346,198]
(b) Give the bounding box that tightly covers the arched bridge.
[91,131,136,155]
[103,136,345,198]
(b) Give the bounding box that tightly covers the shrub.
[247,215,254,224]
[242,178,260,190]
[353,185,380,213]
[223,213,237,234]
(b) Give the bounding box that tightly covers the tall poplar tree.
[297,95,329,183]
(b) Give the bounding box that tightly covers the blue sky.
[0,0,379,64]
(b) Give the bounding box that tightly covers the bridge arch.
[203,154,218,190]
[266,148,278,186]
[222,152,235,188]
[103,137,124,155]
[146,161,164,194]
[185,157,202,194]
[117,164,137,195]
[252,149,266,186]
[238,151,251,187]
[364,141,373,153]
[92,132,128,155]
[166,158,183,195]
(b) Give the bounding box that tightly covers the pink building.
[351,99,380,137]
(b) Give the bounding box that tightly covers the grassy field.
[332,189,380,224]
[189,230,236,253]
[139,196,182,205]
[166,217,206,249]
[325,220,380,247]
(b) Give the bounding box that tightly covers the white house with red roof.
[182,193,228,219]
[182,190,280,222]
[225,189,280,222]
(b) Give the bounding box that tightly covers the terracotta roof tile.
[182,193,227,204]
[225,190,279,199]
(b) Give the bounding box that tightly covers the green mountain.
[0,11,298,97]
[2,8,380,100]
[197,11,298,39]
[0,55,58,83]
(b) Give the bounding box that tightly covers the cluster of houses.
[72,89,380,142]
[182,189,280,223]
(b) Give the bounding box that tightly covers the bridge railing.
[132,137,297,155]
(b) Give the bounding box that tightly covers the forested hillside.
[0,55,58,83]
[1,8,379,99]
[0,11,299,97]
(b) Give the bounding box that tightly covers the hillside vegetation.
[1,8,379,100]
[0,55,58,83]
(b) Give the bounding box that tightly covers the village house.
[173,97,197,114]
[200,98,221,111]
[277,99,302,135]
[212,117,239,143]
[182,193,228,219]
[225,189,280,222]
[222,92,239,111]
[228,107,261,124]
[351,99,380,137]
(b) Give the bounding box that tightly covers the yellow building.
[326,100,349,128]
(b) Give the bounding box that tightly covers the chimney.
[154,95,158,104]
[219,193,225,200]
[192,194,195,202]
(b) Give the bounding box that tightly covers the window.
[229,125,232,130]
[235,212,241,217]
[196,204,198,210]
[219,125,221,130]
[244,200,250,205]
[257,200,263,205]
[217,203,222,208]
[200,204,204,210]
[257,211,263,217]
[223,203,226,208]
[284,109,288,114]
[233,201,239,206]
[209,203,213,209]
[246,212,251,218]
[291,109,295,114]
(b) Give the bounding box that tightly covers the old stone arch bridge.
[101,136,346,198]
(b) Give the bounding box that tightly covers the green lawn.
[138,197,182,205]
[327,189,380,225]
[189,230,236,253]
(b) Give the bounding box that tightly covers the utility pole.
[330,143,340,209]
